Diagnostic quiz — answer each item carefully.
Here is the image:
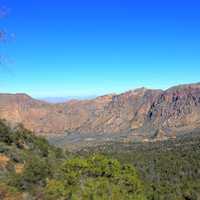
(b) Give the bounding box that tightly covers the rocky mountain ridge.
[0,83,200,140]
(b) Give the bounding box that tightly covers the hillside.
[79,129,200,200]
[0,119,146,200]
[1,119,200,199]
[0,83,200,141]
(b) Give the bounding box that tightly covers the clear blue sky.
[0,0,200,97]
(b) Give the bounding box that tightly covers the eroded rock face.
[146,84,200,130]
[0,83,200,137]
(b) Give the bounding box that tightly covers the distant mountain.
[40,97,71,103]
[0,83,200,140]
[40,96,96,103]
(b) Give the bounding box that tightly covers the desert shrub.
[45,155,146,200]
[10,155,50,191]
[0,183,23,200]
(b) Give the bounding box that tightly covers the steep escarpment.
[145,84,200,136]
[0,83,200,138]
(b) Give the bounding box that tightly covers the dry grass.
[0,154,10,168]
[15,163,24,174]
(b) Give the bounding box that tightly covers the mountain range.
[1,83,200,141]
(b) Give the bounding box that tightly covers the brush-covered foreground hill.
[1,119,200,200]
[79,129,200,200]
[0,119,146,200]
[0,83,200,140]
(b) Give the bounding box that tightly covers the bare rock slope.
[0,83,200,139]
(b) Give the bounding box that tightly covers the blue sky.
[0,0,200,97]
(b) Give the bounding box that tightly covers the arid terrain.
[0,83,200,143]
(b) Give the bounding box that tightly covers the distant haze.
[40,96,96,103]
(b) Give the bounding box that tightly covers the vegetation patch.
[0,120,146,200]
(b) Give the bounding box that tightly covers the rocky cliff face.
[0,83,200,138]
[144,84,200,136]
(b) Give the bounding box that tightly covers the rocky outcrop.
[146,84,200,133]
[0,83,200,139]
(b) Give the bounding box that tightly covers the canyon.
[0,83,200,141]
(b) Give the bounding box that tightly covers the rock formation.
[0,83,200,139]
